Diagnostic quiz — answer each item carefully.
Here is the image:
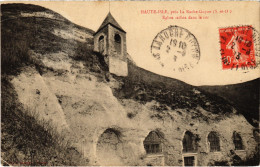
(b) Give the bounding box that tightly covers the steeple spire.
[95,12,125,34]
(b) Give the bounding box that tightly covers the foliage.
[211,147,260,166]
[1,19,32,75]
[113,63,234,117]
[1,76,89,166]
[234,146,260,166]
[72,42,108,74]
[1,3,94,75]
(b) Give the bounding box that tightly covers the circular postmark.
[151,25,200,72]
[252,26,260,68]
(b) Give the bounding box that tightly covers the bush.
[127,112,135,119]
[1,28,31,75]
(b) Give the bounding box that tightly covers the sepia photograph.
[1,1,259,166]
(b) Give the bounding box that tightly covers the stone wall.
[109,56,128,76]
[108,25,127,62]
[76,98,257,166]
[93,26,108,55]
[94,25,128,76]
[107,25,128,76]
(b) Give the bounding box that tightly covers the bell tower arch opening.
[114,33,122,55]
[99,35,105,53]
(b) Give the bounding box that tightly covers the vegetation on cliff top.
[1,3,94,75]
[113,62,234,117]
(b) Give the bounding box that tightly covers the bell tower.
[94,12,128,76]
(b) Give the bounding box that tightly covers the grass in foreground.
[1,76,89,166]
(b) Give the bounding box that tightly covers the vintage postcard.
[1,1,259,166]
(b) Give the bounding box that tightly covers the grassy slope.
[199,79,259,127]
[113,60,259,126]
[1,77,89,166]
[113,61,235,122]
[1,3,95,165]
[1,3,94,75]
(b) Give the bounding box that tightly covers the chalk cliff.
[1,3,259,166]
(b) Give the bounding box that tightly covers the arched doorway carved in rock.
[96,128,124,165]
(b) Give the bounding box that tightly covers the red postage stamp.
[219,25,256,70]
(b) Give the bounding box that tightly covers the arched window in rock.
[233,132,243,150]
[143,131,163,154]
[114,34,122,55]
[208,132,220,152]
[183,131,197,153]
[99,35,104,53]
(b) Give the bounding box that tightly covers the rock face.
[2,3,259,166]
[11,64,258,166]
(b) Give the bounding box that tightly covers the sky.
[3,1,260,86]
